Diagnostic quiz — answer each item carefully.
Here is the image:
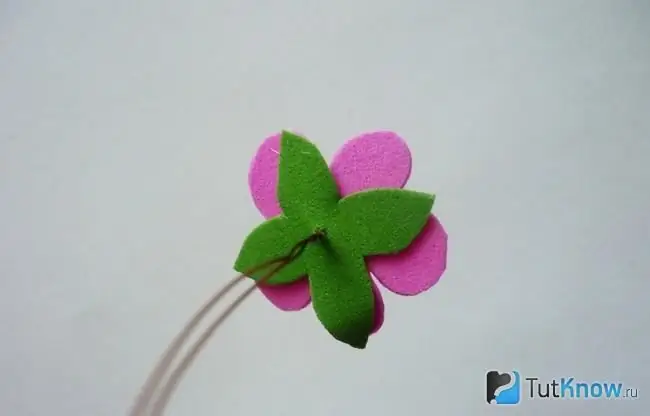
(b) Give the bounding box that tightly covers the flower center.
[313,227,327,239]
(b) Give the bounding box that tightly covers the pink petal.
[330,131,412,196]
[258,278,312,311]
[370,279,385,334]
[248,133,282,219]
[368,215,448,296]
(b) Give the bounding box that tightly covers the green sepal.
[233,215,311,284]
[337,188,434,255]
[304,239,374,349]
[277,131,340,222]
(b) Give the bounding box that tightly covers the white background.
[1,0,648,415]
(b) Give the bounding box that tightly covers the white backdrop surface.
[1,1,648,415]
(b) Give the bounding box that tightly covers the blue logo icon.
[486,370,521,404]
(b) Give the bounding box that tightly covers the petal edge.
[330,131,412,196]
[368,215,447,296]
[370,279,385,334]
[258,277,312,311]
[248,133,282,219]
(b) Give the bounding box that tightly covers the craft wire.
[129,257,282,416]
[130,232,322,416]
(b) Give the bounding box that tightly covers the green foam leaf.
[233,215,311,284]
[304,239,374,349]
[277,131,340,223]
[337,188,435,255]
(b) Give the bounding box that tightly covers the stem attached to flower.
[130,230,324,416]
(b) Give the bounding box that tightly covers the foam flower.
[234,131,448,348]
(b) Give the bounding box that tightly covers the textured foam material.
[243,129,448,344]
[337,189,434,255]
[235,131,433,348]
[369,280,384,334]
[233,215,310,284]
[248,133,283,219]
[369,215,448,295]
[329,131,412,195]
[257,278,311,311]
[304,242,374,348]
[249,131,418,326]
